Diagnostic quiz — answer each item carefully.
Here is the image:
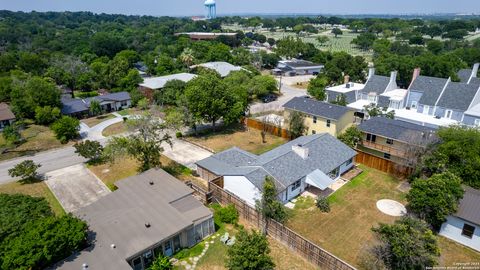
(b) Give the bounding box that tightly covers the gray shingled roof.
[196,134,357,191]
[281,60,323,68]
[283,97,352,121]
[61,92,131,115]
[470,77,480,86]
[361,75,390,95]
[55,169,212,270]
[377,95,390,108]
[358,117,436,144]
[411,76,449,106]
[436,82,480,111]
[458,69,473,83]
[455,186,480,225]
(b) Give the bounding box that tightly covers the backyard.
[286,165,480,268]
[186,126,287,155]
[0,124,67,162]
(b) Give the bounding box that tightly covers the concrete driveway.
[162,139,213,169]
[44,164,110,213]
[249,83,307,114]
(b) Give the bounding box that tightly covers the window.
[475,119,480,127]
[411,101,418,109]
[291,180,301,191]
[383,153,391,159]
[368,93,377,103]
[445,109,452,119]
[462,223,475,238]
[326,119,331,127]
[346,158,353,166]
[366,133,377,142]
[142,250,154,268]
[131,257,142,270]
[312,130,316,134]
[313,116,317,123]
[386,138,394,145]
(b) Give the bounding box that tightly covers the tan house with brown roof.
[0,103,15,130]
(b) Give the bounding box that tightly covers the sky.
[1,0,479,17]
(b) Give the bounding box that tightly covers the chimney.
[292,144,309,160]
[368,67,375,80]
[344,75,350,84]
[408,68,421,89]
[389,71,397,85]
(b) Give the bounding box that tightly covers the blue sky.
[2,0,479,16]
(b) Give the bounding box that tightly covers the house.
[54,169,214,270]
[272,59,323,76]
[61,92,131,118]
[0,103,15,130]
[440,186,480,252]
[196,133,357,206]
[357,117,436,173]
[325,75,366,104]
[283,97,356,137]
[138,73,197,99]
[190,62,243,77]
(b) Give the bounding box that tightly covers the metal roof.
[411,76,449,106]
[436,82,480,111]
[55,169,212,270]
[358,117,436,144]
[0,103,15,121]
[455,186,480,225]
[283,97,353,121]
[191,62,242,77]
[139,73,197,90]
[279,59,323,69]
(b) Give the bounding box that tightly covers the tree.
[8,160,42,183]
[259,51,280,69]
[104,114,172,172]
[35,106,61,125]
[407,172,464,229]
[154,79,186,106]
[226,229,275,270]
[275,36,312,59]
[179,48,195,67]
[51,116,80,143]
[331,28,343,38]
[149,254,173,270]
[89,99,102,116]
[316,36,330,46]
[0,215,87,270]
[74,140,104,164]
[323,52,367,83]
[2,124,22,146]
[287,111,306,139]
[371,217,440,270]
[337,126,362,148]
[307,75,329,101]
[164,108,184,131]
[248,75,277,98]
[137,98,149,110]
[256,176,288,224]
[351,32,377,50]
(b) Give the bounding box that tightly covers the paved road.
[249,83,307,114]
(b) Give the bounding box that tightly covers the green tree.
[407,172,464,229]
[371,217,440,270]
[35,106,61,125]
[275,36,309,59]
[0,215,87,270]
[154,79,186,106]
[149,254,173,270]
[331,28,343,38]
[104,114,172,172]
[316,36,330,46]
[51,116,80,143]
[256,176,288,224]
[307,75,329,101]
[164,108,184,131]
[351,32,377,50]
[74,140,104,164]
[337,126,362,148]
[287,111,306,139]
[89,99,102,116]
[8,160,42,183]
[179,48,195,67]
[2,124,22,145]
[226,229,275,270]
[248,75,277,98]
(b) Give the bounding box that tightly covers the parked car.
[262,94,278,103]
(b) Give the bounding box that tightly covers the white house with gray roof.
[196,134,357,205]
[440,186,480,252]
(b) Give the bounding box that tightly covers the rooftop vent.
[82,263,89,270]
[149,181,154,185]
[111,244,116,249]
[145,222,151,228]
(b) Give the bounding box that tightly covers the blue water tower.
[204,0,216,19]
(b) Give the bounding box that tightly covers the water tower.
[204,0,216,19]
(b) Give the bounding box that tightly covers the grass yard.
[438,236,480,267]
[0,180,65,216]
[81,113,115,128]
[287,165,406,267]
[186,127,287,155]
[102,122,128,136]
[0,124,67,162]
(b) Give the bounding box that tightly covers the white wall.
[339,159,354,175]
[223,176,261,206]
[439,216,480,252]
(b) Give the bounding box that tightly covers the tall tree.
[307,75,329,101]
[256,176,288,224]
[226,229,275,270]
[287,111,307,139]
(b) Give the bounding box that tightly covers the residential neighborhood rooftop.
[190,62,243,77]
[278,59,323,68]
[362,74,391,95]
[326,82,365,93]
[410,76,449,107]
[358,117,436,144]
[55,169,213,270]
[61,92,131,115]
[436,82,480,111]
[455,186,480,226]
[139,73,197,90]
[0,103,15,121]
[283,97,353,121]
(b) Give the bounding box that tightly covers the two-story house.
[283,97,356,137]
[357,117,436,174]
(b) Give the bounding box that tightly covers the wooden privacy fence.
[354,150,413,177]
[244,117,291,139]
[208,179,356,270]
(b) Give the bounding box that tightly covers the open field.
[102,122,128,136]
[81,114,115,128]
[186,126,287,155]
[0,124,67,162]
[0,180,65,216]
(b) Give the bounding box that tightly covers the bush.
[34,106,61,125]
[316,196,330,212]
[2,125,22,145]
[51,116,80,143]
[175,131,183,138]
[213,203,239,224]
[149,254,173,270]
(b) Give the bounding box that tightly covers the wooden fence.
[208,178,356,270]
[244,117,291,139]
[354,150,413,176]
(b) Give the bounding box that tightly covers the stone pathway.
[175,233,220,270]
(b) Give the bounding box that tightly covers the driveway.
[162,139,213,169]
[44,164,110,213]
[249,83,307,114]
[81,113,126,140]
